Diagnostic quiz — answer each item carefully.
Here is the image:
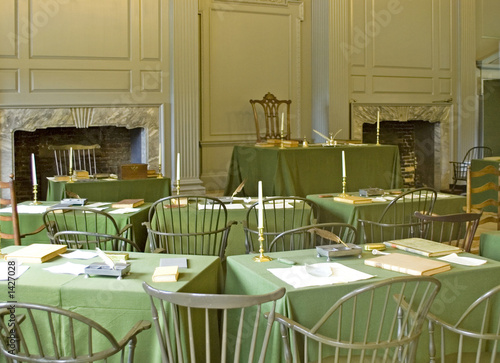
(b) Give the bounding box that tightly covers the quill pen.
[231,178,247,199]
[96,247,116,270]
[308,228,351,249]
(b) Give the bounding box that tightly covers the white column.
[329,0,350,140]
[456,0,477,158]
[171,0,205,194]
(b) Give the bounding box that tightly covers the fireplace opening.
[14,126,143,202]
[362,121,436,189]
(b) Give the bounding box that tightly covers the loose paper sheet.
[268,263,374,288]
[437,253,487,266]
[0,262,29,280]
[60,250,98,260]
[108,208,140,214]
[43,262,88,275]
[0,205,49,214]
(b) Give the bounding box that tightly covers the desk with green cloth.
[470,157,500,212]
[225,248,500,362]
[0,201,151,251]
[224,144,403,197]
[480,230,500,261]
[46,177,171,202]
[307,192,466,243]
[0,246,222,363]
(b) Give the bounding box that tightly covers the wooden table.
[307,192,466,243]
[46,177,171,202]
[225,248,500,362]
[224,144,403,197]
[0,246,222,363]
[0,201,151,251]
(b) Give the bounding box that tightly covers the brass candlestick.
[253,227,272,262]
[68,167,74,183]
[279,130,285,149]
[376,128,380,145]
[176,179,180,195]
[31,184,41,205]
[338,176,349,198]
[157,162,163,179]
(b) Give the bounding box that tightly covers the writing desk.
[0,201,151,251]
[224,144,403,197]
[0,246,222,363]
[307,192,466,243]
[225,248,500,362]
[46,177,171,202]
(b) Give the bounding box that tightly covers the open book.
[364,253,450,276]
[384,238,462,257]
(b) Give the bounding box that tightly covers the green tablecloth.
[46,178,171,202]
[307,192,466,243]
[0,246,222,363]
[224,145,403,197]
[480,230,500,261]
[225,248,500,362]
[470,158,500,212]
[0,201,151,251]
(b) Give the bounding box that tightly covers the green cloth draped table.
[225,248,500,362]
[0,246,222,363]
[480,230,500,261]
[224,144,403,197]
[0,201,151,251]
[46,178,171,202]
[307,192,466,243]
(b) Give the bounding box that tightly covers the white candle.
[280,113,284,134]
[69,147,73,171]
[258,181,264,229]
[342,150,346,178]
[158,143,161,165]
[176,153,180,181]
[376,111,380,132]
[31,153,37,185]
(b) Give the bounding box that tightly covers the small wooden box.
[121,164,148,180]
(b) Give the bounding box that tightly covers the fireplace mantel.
[351,103,452,190]
[0,106,160,194]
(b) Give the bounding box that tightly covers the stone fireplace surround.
[351,103,452,191]
[0,106,160,197]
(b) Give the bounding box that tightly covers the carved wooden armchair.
[250,92,291,142]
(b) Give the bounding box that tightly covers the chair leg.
[126,336,138,363]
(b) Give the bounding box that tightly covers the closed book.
[364,253,450,276]
[5,244,67,263]
[383,238,463,257]
[152,266,179,282]
[334,195,372,204]
[111,199,144,208]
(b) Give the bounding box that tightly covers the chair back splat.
[243,197,319,254]
[270,276,440,363]
[48,144,101,177]
[466,163,500,231]
[449,146,491,192]
[143,196,236,259]
[359,188,437,243]
[250,92,292,143]
[0,302,150,362]
[414,211,482,252]
[0,174,45,246]
[42,206,139,251]
[427,284,500,363]
[143,282,285,363]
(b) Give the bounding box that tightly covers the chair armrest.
[20,224,46,238]
[116,320,152,347]
[117,223,133,238]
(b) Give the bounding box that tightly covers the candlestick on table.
[338,150,349,197]
[68,147,74,183]
[176,152,181,195]
[376,111,380,145]
[254,181,271,262]
[157,143,163,179]
[279,113,285,149]
[30,154,41,205]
